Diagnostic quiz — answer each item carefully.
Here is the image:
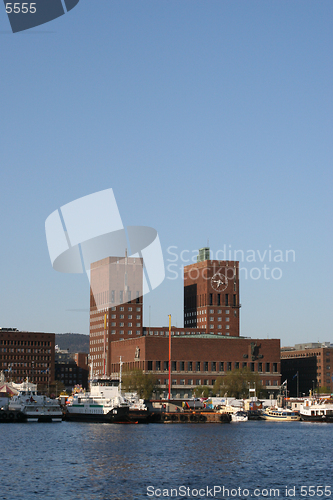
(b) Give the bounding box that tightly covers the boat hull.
[64,405,130,423]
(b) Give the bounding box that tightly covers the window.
[217,294,220,306]
[180,379,185,385]
[242,362,247,368]
[128,322,132,327]
[188,379,193,385]
[209,317,214,321]
[225,309,229,314]
[209,309,214,314]
[265,363,270,372]
[148,361,153,370]
[233,294,237,306]
[225,294,229,306]
[209,294,213,305]
[128,330,132,335]
[136,330,141,335]
[225,317,230,322]
[188,361,193,371]
[235,362,239,370]
[172,361,177,371]
[164,361,169,371]
[258,362,262,372]
[196,362,201,371]
[156,361,161,371]
[227,362,232,371]
[196,379,201,385]
[120,314,124,319]
[204,362,209,371]
[180,361,185,371]
[219,362,224,371]
[250,363,255,372]
[273,363,277,373]
[212,362,216,371]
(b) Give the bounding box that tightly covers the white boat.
[300,398,333,422]
[8,381,62,422]
[231,410,248,422]
[261,407,300,421]
[64,379,130,423]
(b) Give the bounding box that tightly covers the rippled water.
[1,421,332,500]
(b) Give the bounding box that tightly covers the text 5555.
[6,3,36,14]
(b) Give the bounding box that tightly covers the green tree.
[213,368,263,398]
[193,385,211,398]
[121,369,157,400]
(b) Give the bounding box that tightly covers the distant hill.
[55,333,89,353]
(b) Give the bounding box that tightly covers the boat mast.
[168,314,171,400]
[103,313,107,377]
[119,356,123,394]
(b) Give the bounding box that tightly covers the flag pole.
[168,314,171,400]
[103,313,107,377]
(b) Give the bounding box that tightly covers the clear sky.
[0,0,332,347]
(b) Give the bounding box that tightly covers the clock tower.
[183,248,240,337]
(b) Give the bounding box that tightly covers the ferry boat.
[8,382,62,422]
[300,399,333,422]
[64,379,130,423]
[261,407,300,421]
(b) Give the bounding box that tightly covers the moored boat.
[64,379,130,423]
[8,382,62,422]
[300,398,333,422]
[261,407,300,421]
[231,410,248,422]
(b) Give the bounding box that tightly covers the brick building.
[55,349,89,390]
[89,247,281,395]
[0,328,55,384]
[89,254,143,377]
[281,343,333,395]
[110,335,281,398]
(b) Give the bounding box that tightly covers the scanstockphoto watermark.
[166,245,296,281]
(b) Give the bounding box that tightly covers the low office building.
[110,334,281,398]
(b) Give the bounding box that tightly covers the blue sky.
[0,0,332,347]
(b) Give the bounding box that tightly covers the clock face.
[211,273,228,292]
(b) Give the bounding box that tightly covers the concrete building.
[0,328,55,384]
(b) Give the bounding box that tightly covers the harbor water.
[1,421,332,500]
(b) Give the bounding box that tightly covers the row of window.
[147,361,278,372]
[0,348,51,355]
[0,340,51,346]
[156,378,279,387]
